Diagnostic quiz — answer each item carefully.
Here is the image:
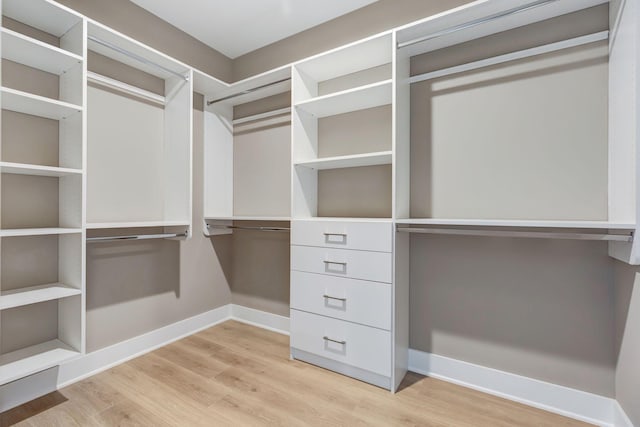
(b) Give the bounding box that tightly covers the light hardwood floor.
[1,321,592,426]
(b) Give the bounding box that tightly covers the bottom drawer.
[290,309,391,377]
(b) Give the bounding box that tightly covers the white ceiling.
[130,0,379,59]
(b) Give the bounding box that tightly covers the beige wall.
[56,0,233,82]
[613,262,640,426]
[232,0,473,81]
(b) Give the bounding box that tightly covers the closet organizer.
[0,0,638,408]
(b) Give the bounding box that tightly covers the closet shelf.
[294,217,393,223]
[1,87,83,120]
[1,27,83,75]
[0,228,82,237]
[0,284,81,311]
[0,162,82,177]
[295,80,392,118]
[295,151,393,170]
[86,221,190,229]
[3,0,83,38]
[205,216,291,222]
[0,340,79,386]
[395,218,636,230]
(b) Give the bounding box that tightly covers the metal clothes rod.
[207,225,290,232]
[397,227,634,242]
[88,35,189,81]
[87,232,187,243]
[207,78,291,106]
[409,31,609,84]
[397,0,559,50]
[87,71,166,106]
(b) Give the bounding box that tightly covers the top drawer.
[291,220,393,253]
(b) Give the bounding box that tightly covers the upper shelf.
[1,87,83,120]
[395,218,637,230]
[1,27,83,75]
[294,32,392,82]
[295,151,393,170]
[395,0,608,57]
[86,221,190,229]
[3,0,83,38]
[295,80,392,118]
[0,228,82,237]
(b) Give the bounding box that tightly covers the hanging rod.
[409,30,609,84]
[397,0,559,50]
[87,71,166,105]
[207,224,290,232]
[87,232,187,243]
[207,78,291,106]
[397,227,634,242]
[88,35,189,81]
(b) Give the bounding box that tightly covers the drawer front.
[290,309,391,377]
[290,271,391,330]
[291,246,392,283]
[291,220,393,253]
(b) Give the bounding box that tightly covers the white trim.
[408,349,615,427]
[56,305,231,388]
[614,402,636,427]
[230,304,290,335]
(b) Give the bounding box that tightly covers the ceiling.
[130,0,379,59]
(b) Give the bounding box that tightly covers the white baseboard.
[408,349,616,427]
[614,402,636,427]
[230,304,290,335]
[57,305,231,388]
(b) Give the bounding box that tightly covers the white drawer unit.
[291,220,393,253]
[290,245,392,283]
[290,271,391,330]
[290,309,392,378]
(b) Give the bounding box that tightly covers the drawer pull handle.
[323,336,346,345]
[323,260,347,266]
[323,233,347,237]
[323,294,347,302]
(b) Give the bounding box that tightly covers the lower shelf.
[0,284,82,311]
[0,340,80,385]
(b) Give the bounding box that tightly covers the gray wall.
[614,262,640,426]
[232,0,473,81]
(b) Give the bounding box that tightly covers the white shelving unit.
[85,21,193,233]
[288,30,408,392]
[392,0,638,260]
[202,67,292,232]
[291,32,394,219]
[0,0,86,387]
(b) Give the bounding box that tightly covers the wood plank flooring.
[1,321,593,426]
